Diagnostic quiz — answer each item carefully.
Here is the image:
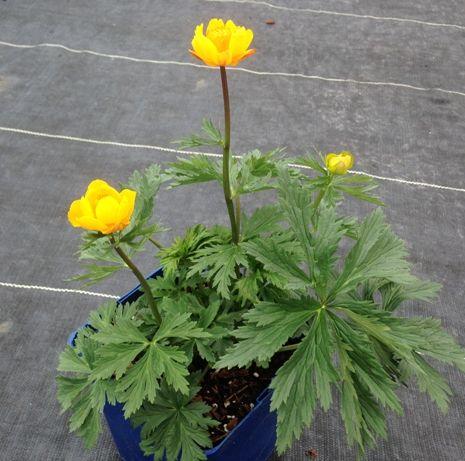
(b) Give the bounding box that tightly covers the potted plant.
[57,18,465,461]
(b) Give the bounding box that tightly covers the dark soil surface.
[199,352,290,446]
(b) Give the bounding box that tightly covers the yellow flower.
[325,151,354,175]
[190,18,255,67]
[68,179,136,234]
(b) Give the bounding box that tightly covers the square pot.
[67,268,277,461]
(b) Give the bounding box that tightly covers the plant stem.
[148,236,164,250]
[313,176,333,215]
[279,344,299,352]
[220,66,239,244]
[200,364,210,381]
[110,237,162,324]
[234,195,241,239]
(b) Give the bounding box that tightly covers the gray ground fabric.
[1,0,465,460]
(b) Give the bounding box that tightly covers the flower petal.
[206,18,225,35]
[95,196,120,226]
[117,189,137,225]
[68,199,85,227]
[76,215,107,233]
[192,31,220,66]
[85,179,119,209]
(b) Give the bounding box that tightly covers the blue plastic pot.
[67,268,277,461]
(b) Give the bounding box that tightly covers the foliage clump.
[58,152,464,460]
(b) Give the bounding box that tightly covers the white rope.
[0,281,118,299]
[0,40,209,69]
[1,125,464,193]
[0,126,223,158]
[1,40,464,99]
[204,0,465,31]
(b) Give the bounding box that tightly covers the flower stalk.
[220,66,240,244]
[110,236,161,324]
[148,236,164,250]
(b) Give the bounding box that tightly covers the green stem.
[110,237,162,324]
[148,236,164,250]
[313,176,333,215]
[220,66,239,244]
[279,344,299,352]
[200,364,210,381]
[235,195,241,239]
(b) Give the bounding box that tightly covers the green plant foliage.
[175,118,224,149]
[134,382,216,461]
[167,155,223,188]
[56,300,211,447]
[217,170,465,456]
[159,224,225,278]
[168,148,285,194]
[271,312,339,453]
[216,298,319,368]
[121,164,166,247]
[295,154,384,206]
[59,156,465,460]
[188,243,249,299]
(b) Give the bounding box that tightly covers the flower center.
[208,27,232,52]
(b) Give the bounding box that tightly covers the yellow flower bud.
[190,18,256,67]
[68,179,136,235]
[325,151,354,175]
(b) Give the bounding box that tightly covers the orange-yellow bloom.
[190,18,255,67]
[325,151,354,175]
[68,179,136,234]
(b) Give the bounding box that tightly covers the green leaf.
[270,312,338,454]
[56,376,89,412]
[68,390,94,430]
[339,305,465,413]
[231,149,285,195]
[379,279,441,311]
[325,313,393,453]
[121,164,165,245]
[333,174,384,206]
[217,297,319,369]
[58,345,91,374]
[197,297,221,328]
[235,269,262,304]
[92,318,148,344]
[135,383,215,461]
[409,353,452,412]
[76,408,102,449]
[91,342,148,380]
[117,345,162,417]
[174,118,224,149]
[78,236,121,263]
[241,205,283,240]
[331,209,414,298]
[154,312,211,342]
[242,240,309,290]
[87,300,140,332]
[154,345,190,395]
[159,225,221,278]
[69,263,124,286]
[293,153,327,175]
[277,170,314,268]
[330,314,402,414]
[188,243,249,298]
[310,206,345,297]
[339,374,387,452]
[167,156,222,188]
